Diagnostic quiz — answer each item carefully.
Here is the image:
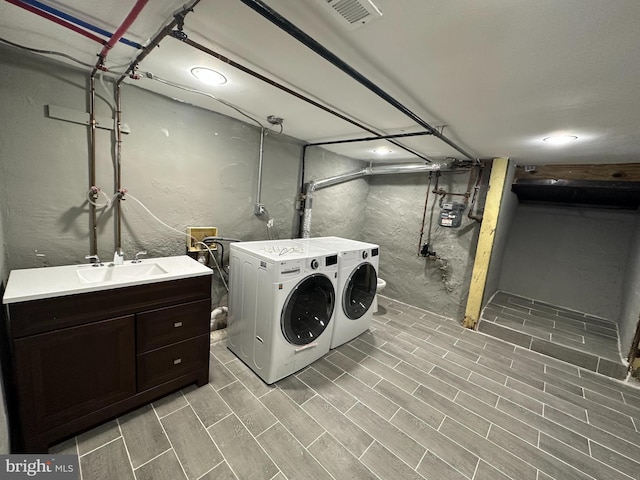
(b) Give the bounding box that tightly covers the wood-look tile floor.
[51,295,640,480]
[479,291,627,379]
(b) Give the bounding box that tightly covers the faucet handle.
[85,254,103,267]
[132,251,147,263]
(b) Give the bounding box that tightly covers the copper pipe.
[89,74,98,255]
[115,82,123,249]
[118,0,202,84]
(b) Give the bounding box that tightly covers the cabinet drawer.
[8,276,212,338]
[137,335,209,391]
[136,299,210,353]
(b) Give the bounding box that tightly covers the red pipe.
[5,0,104,45]
[98,0,148,59]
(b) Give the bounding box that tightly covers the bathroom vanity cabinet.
[3,274,212,452]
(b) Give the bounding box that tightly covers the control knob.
[310,259,319,270]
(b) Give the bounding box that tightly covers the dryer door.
[281,274,335,346]
[343,263,377,320]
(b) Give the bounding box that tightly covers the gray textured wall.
[619,213,640,357]
[498,204,635,321]
[361,170,480,320]
[0,43,302,299]
[0,205,4,282]
[0,201,6,453]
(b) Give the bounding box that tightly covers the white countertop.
[3,255,213,304]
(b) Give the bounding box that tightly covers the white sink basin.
[76,263,168,284]
[3,255,213,304]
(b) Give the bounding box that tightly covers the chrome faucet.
[132,251,147,263]
[85,254,103,267]
[113,248,124,265]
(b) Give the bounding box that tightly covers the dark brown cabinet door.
[13,315,136,436]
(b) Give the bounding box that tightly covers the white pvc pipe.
[210,306,229,331]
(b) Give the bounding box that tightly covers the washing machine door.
[281,274,335,346]
[343,263,377,320]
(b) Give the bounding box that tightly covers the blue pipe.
[18,0,142,49]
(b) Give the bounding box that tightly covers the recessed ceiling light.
[372,148,393,155]
[191,67,227,85]
[542,135,578,145]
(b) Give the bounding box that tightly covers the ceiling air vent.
[320,0,383,30]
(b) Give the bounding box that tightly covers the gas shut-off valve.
[420,243,437,259]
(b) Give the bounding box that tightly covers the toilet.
[372,277,386,313]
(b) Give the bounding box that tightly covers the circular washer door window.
[281,274,335,346]
[343,263,377,320]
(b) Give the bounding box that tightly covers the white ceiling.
[2,0,640,165]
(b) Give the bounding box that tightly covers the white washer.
[227,239,338,384]
[295,237,379,349]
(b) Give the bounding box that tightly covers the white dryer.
[227,239,338,384]
[295,237,379,349]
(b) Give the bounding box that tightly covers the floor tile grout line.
[470,457,480,480]
[130,447,172,472]
[414,449,428,475]
[354,437,382,462]
[432,416,520,478]
[541,431,640,480]
[154,401,190,420]
[207,409,276,479]
[74,436,83,480]
[466,403,538,446]
[205,411,233,429]
[77,434,123,459]
[194,460,224,480]
[542,404,640,458]
[200,370,280,474]
[152,400,191,480]
[494,397,592,453]
[117,422,137,480]
[282,423,340,480]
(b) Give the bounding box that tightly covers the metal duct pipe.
[254,127,266,215]
[238,0,476,162]
[301,162,443,238]
[308,168,369,193]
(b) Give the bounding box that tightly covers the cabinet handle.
[173,358,182,365]
[174,322,183,328]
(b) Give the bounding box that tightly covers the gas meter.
[439,202,465,228]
